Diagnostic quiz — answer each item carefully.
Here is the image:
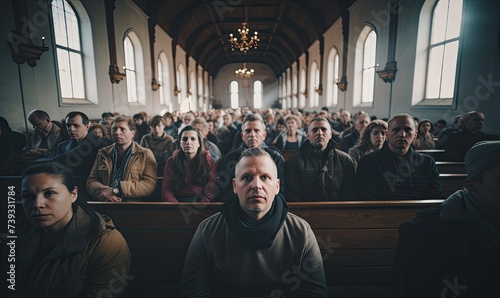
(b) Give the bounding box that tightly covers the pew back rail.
[89,200,442,298]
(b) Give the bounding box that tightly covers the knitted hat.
[464,141,500,179]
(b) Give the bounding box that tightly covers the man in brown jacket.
[87,116,157,201]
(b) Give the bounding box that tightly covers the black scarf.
[221,194,288,250]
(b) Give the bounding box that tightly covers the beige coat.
[16,206,131,297]
[86,142,157,200]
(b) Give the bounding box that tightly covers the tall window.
[425,0,462,100]
[124,36,137,103]
[230,81,239,109]
[299,68,306,108]
[253,81,263,108]
[361,30,377,103]
[309,62,320,108]
[354,26,377,106]
[157,59,164,106]
[326,48,340,107]
[52,0,85,99]
[157,52,171,110]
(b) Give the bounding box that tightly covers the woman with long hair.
[161,126,216,202]
[348,120,388,169]
[17,163,130,297]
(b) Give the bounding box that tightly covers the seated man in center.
[86,116,157,202]
[356,113,444,200]
[179,148,327,297]
[285,116,356,201]
[216,113,285,201]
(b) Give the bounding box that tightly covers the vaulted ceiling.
[132,0,356,77]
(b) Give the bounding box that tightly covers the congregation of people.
[3,107,499,298]
[2,107,499,203]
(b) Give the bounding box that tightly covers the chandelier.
[229,22,259,54]
[235,63,254,78]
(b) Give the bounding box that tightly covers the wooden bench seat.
[87,200,442,298]
[436,161,465,175]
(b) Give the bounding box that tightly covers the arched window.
[198,72,204,110]
[292,72,298,108]
[299,68,306,108]
[177,64,188,112]
[190,71,197,111]
[425,0,462,100]
[52,0,85,100]
[157,51,171,110]
[326,48,340,107]
[123,31,145,105]
[354,26,377,106]
[124,36,137,103]
[253,81,263,108]
[309,61,320,108]
[230,81,239,109]
[412,0,463,105]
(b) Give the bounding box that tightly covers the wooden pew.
[415,149,446,160]
[440,173,466,197]
[436,161,465,175]
[89,200,442,298]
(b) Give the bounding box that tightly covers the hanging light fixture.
[235,63,254,78]
[229,22,259,54]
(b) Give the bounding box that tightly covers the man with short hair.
[216,113,285,201]
[177,112,195,134]
[179,148,327,297]
[24,109,61,159]
[133,113,150,143]
[140,115,176,169]
[333,110,352,133]
[87,116,157,202]
[51,111,107,176]
[443,111,499,160]
[395,141,500,297]
[285,117,356,201]
[356,113,444,200]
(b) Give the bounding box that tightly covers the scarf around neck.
[221,194,288,250]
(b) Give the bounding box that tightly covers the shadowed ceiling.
[133,0,356,77]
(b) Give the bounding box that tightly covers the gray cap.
[464,141,500,179]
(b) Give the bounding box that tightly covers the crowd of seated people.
[2,107,499,203]
[4,106,499,298]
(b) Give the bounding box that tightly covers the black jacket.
[395,191,500,297]
[356,143,444,200]
[285,140,355,201]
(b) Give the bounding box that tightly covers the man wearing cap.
[395,141,500,297]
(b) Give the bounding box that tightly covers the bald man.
[443,111,500,160]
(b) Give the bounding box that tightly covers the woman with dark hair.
[348,120,388,169]
[17,163,131,297]
[413,119,436,149]
[161,126,216,202]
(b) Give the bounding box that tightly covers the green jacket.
[15,206,131,297]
